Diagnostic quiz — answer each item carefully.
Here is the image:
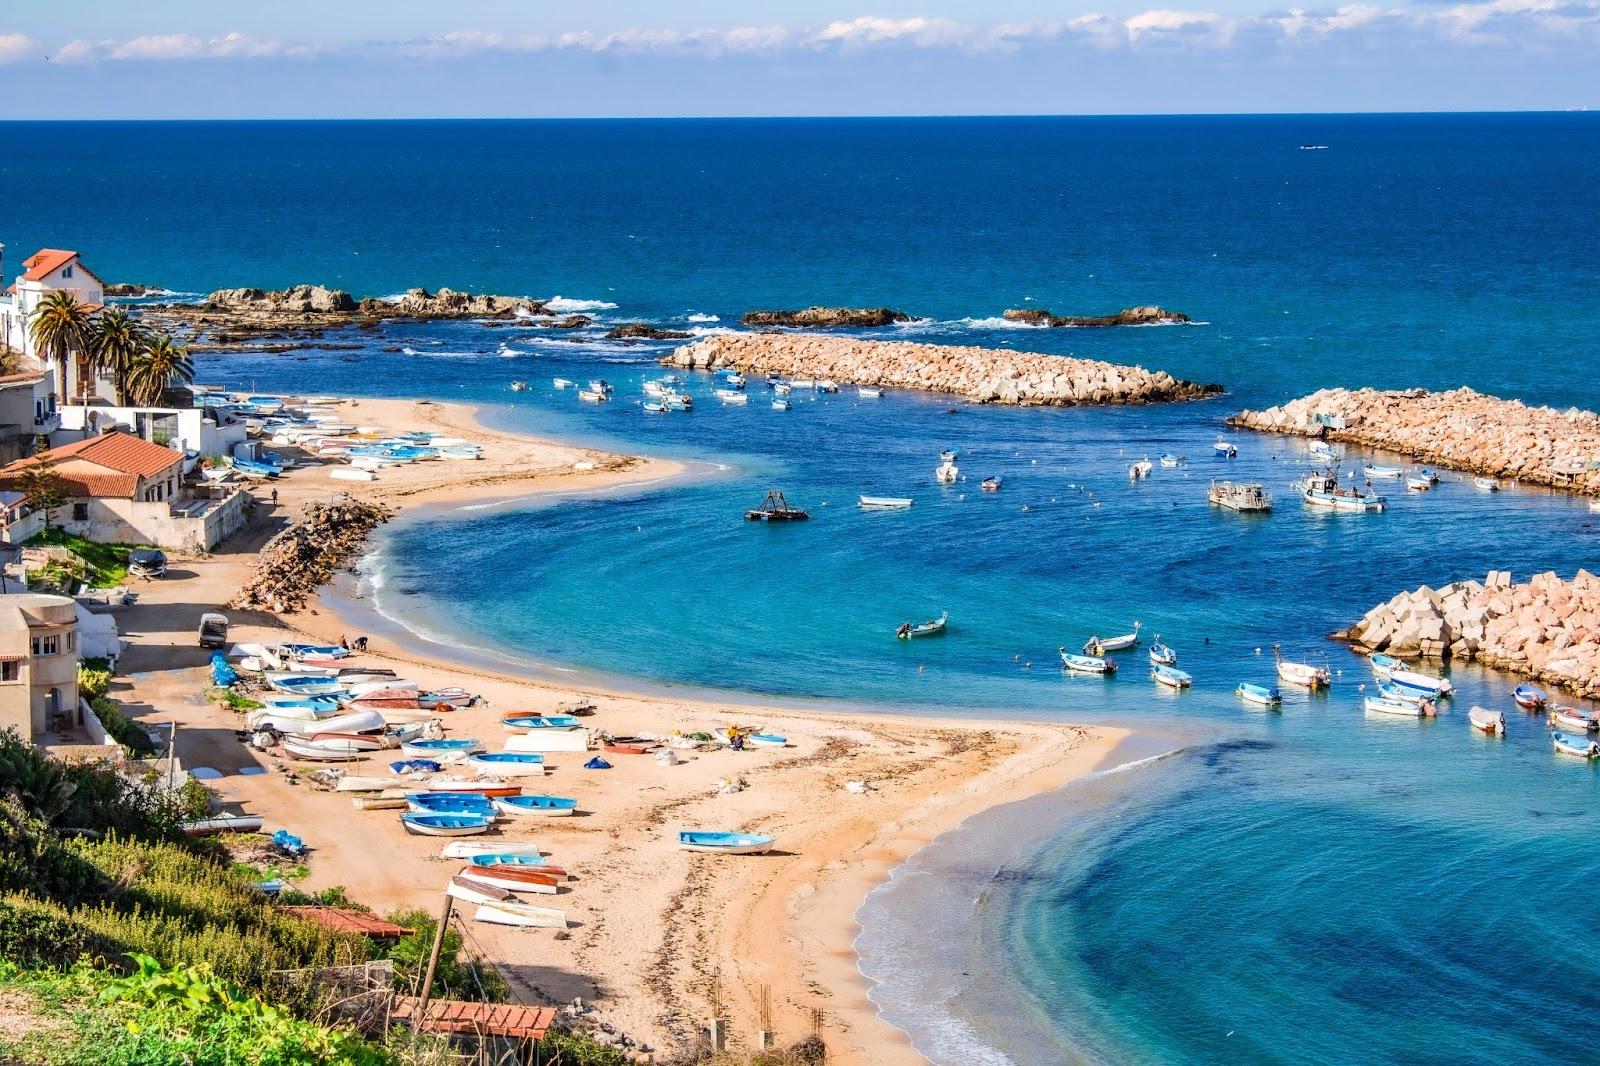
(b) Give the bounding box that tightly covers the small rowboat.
[1377,682,1436,709]
[462,753,547,777]
[442,841,543,860]
[421,781,523,798]
[678,830,777,855]
[858,387,883,398]
[1406,475,1432,492]
[605,740,653,755]
[267,675,342,696]
[859,496,913,510]
[468,854,570,880]
[493,795,578,818]
[1060,650,1116,675]
[771,399,791,411]
[896,612,948,639]
[1552,732,1600,759]
[1473,476,1500,491]
[470,900,570,929]
[335,776,407,793]
[1513,685,1548,710]
[1151,664,1192,689]
[1148,642,1177,667]
[400,738,482,759]
[457,865,562,894]
[981,477,1001,492]
[1365,694,1431,717]
[1388,669,1453,697]
[400,813,491,837]
[1159,454,1181,468]
[501,715,582,732]
[1468,707,1506,735]
[1213,438,1238,458]
[282,737,368,762]
[714,389,748,405]
[1365,465,1404,479]
[181,814,264,836]
[408,797,496,817]
[1129,459,1153,480]
[1236,683,1282,708]
[1276,660,1331,689]
[1549,707,1600,733]
[1368,652,1403,678]
[308,731,386,751]
[552,378,575,389]
[1084,623,1140,656]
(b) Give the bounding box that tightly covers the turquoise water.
[15,114,1600,1063]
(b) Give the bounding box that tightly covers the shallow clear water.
[19,114,1600,1064]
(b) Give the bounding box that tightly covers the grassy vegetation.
[77,661,156,757]
[23,529,156,590]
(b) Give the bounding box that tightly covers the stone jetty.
[663,334,1219,407]
[1340,570,1600,696]
[232,498,393,614]
[1230,387,1600,495]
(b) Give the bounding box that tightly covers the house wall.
[54,406,246,458]
[0,594,81,739]
[48,487,250,552]
[0,508,43,545]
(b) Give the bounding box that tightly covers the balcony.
[33,410,59,433]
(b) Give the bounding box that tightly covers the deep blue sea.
[10,114,1600,1064]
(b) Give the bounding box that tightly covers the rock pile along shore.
[663,334,1219,407]
[231,499,394,614]
[1230,386,1600,495]
[1340,570,1600,696]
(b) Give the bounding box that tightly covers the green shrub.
[90,696,157,757]
[24,530,139,589]
[385,908,508,1003]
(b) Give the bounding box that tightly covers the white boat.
[1389,668,1452,697]
[1084,622,1140,655]
[331,468,375,482]
[471,900,570,929]
[335,776,407,792]
[714,389,748,405]
[1550,707,1600,733]
[1308,441,1343,461]
[1589,500,1600,514]
[1474,476,1499,491]
[1467,707,1506,736]
[939,449,958,463]
[1060,650,1115,675]
[587,380,614,394]
[642,381,669,397]
[1365,465,1404,479]
[1552,732,1600,758]
[441,841,544,861]
[577,389,608,403]
[773,382,793,396]
[462,753,548,777]
[505,729,591,754]
[1301,470,1385,513]
[1151,664,1192,689]
[553,378,575,389]
[1236,683,1282,708]
[1159,454,1181,468]
[724,373,747,388]
[857,387,883,398]
[1213,439,1238,458]
[1209,480,1272,512]
[1129,459,1153,480]
[643,401,668,414]
[935,462,959,484]
[859,496,913,510]
[282,738,371,761]
[1364,694,1429,717]
[1406,475,1432,492]
[817,380,839,393]
[771,399,791,411]
[1276,660,1331,688]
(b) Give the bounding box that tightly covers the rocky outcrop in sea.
[1002,306,1190,327]
[607,323,694,341]
[740,307,913,328]
[1230,387,1600,495]
[1340,571,1600,696]
[663,334,1219,407]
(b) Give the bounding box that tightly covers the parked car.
[198,612,229,649]
[128,548,167,579]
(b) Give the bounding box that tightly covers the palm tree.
[86,306,147,406]
[126,334,194,407]
[27,290,91,404]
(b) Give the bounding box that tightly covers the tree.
[17,456,67,531]
[27,290,92,404]
[126,333,194,407]
[86,306,147,406]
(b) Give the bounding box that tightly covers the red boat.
[456,865,562,894]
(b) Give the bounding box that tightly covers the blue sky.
[1,2,1597,117]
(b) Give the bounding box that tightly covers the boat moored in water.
[1151,664,1192,689]
[896,612,948,639]
[1084,622,1141,656]
[1209,480,1272,512]
[981,476,1002,492]
[1552,731,1600,758]
[1467,707,1506,735]
[1365,694,1432,717]
[1513,684,1548,710]
[1060,650,1116,675]
[1213,438,1238,458]
[859,495,913,510]
[1301,469,1385,512]
[1236,682,1282,707]
[1549,706,1600,733]
[1276,659,1331,688]
[1148,641,1177,666]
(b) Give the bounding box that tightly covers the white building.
[53,403,247,460]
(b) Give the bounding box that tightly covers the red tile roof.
[0,432,182,499]
[283,906,412,940]
[22,249,77,281]
[390,998,557,1040]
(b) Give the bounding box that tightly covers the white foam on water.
[685,313,720,323]
[544,296,620,313]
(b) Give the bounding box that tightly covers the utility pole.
[418,892,455,1016]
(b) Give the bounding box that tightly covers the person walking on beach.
[271,488,279,507]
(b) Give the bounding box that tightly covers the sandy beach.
[111,396,1122,1062]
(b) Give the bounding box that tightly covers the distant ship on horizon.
[1299,144,1331,150]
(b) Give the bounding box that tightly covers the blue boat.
[267,674,341,694]
[231,458,280,479]
[677,830,778,854]
[400,812,492,837]
[1552,732,1600,759]
[492,795,578,817]
[1148,642,1177,666]
[280,643,349,660]
[468,853,548,868]
[501,714,582,731]
[1151,664,1192,689]
[390,759,442,774]
[407,794,496,815]
[1236,682,1282,707]
[1368,653,1403,678]
[401,738,482,758]
[1513,684,1547,710]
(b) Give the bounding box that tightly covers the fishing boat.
[181,814,265,836]
[1365,465,1404,479]
[817,380,839,393]
[1550,707,1600,733]
[1406,475,1432,492]
[1513,684,1548,710]
[939,450,958,463]
[1377,682,1437,711]
[468,856,569,881]
[1552,732,1600,758]
[1467,707,1506,735]
[1159,454,1181,468]
[1276,659,1331,689]
[1151,664,1192,689]
[858,387,883,399]
[1418,468,1440,483]
[678,830,778,855]
[745,489,809,522]
[1473,476,1499,491]
[470,900,570,929]
[552,378,575,389]
[461,752,547,776]
[773,382,792,395]
[501,714,583,731]
[771,399,791,411]
[457,865,561,894]
[399,737,482,759]
[1084,622,1141,656]
[664,393,694,411]
[1213,438,1238,458]
[1236,683,1282,708]
[1129,459,1153,480]
[643,401,668,414]
[1301,470,1385,512]
[509,380,528,392]
[1060,650,1115,675]
[400,813,491,837]
[493,795,579,818]
[588,380,614,395]
[935,461,959,484]
[1388,668,1453,697]
[981,477,1002,492]
[859,496,913,510]
[1365,694,1431,717]
[1308,440,1343,461]
[715,389,749,405]
[1208,481,1272,512]
[441,841,545,861]
[1368,652,1403,678]
[1148,641,1177,666]
[642,381,669,397]
[724,372,747,388]
[896,612,948,639]
[407,793,497,816]
[577,389,608,404]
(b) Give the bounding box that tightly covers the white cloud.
[0,34,33,65]
[808,16,970,47]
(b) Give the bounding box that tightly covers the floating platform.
[745,489,810,522]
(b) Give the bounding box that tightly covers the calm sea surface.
[10,115,1600,1064]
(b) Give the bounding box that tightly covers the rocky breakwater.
[1340,570,1600,696]
[231,498,393,614]
[740,307,913,328]
[663,334,1219,407]
[1003,306,1190,327]
[1230,387,1600,495]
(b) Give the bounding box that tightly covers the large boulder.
[740,307,913,328]
[206,285,355,314]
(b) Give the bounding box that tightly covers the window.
[66,632,74,652]
[72,502,88,522]
[61,266,72,279]
[1,661,17,682]
[30,635,59,657]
